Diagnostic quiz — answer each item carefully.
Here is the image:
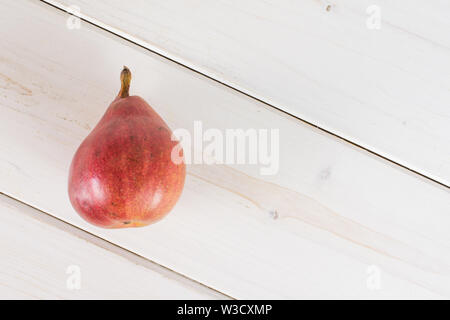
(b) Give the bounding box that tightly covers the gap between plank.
[0,191,234,300]
[39,0,449,190]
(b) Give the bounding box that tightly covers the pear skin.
[68,67,186,228]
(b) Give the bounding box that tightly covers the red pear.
[68,67,186,228]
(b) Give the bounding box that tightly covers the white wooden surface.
[46,0,450,187]
[0,193,222,299]
[0,0,449,298]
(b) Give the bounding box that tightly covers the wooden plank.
[45,0,450,186]
[0,0,449,298]
[0,193,224,299]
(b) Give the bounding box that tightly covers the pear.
[68,67,186,228]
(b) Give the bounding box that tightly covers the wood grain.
[0,193,224,299]
[0,0,449,298]
[46,0,450,186]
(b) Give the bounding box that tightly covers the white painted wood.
[0,193,223,299]
[46,0,450,186]
[0,0,449,298]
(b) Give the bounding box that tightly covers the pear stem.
[119,66,131,98]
